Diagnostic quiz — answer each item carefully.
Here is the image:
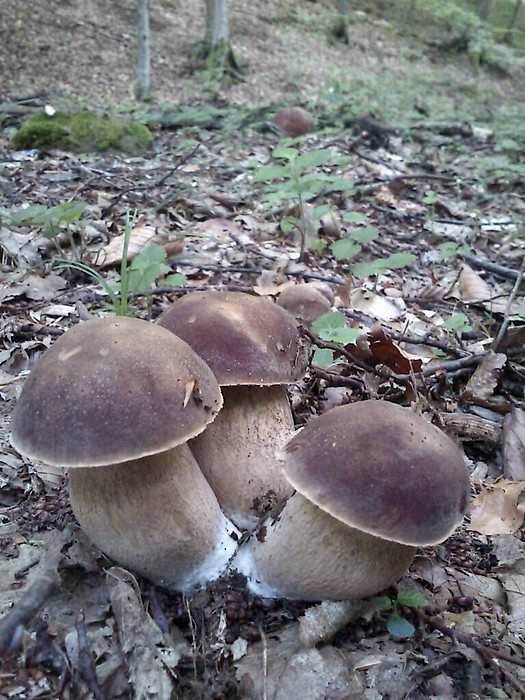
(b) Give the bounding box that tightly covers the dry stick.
[75,614,105,700]
[0,571,59,657]
[420,612,525,695]
[460,253,525,285]
[492,255,525,351]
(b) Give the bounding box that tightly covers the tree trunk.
[332,0,349,42]
[505,0,523,43]
[135,0,151,101]
[205,0,229,47]
[477,0,494,22]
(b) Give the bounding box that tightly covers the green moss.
[12,111,153,155]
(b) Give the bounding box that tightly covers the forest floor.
[1,1,525,699]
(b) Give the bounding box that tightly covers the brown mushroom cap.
[283,400,470,547]
[156,291,308,387]
[11,317,223,467]
[277,283,332,324]
[273,107,315,137]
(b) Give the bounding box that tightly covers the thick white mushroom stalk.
[190,385,295,530]
[69,444,240,592]
[233,494,416,601]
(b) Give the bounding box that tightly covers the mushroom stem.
[234,494,416,601]
[68,443,239,592]
[189,385,295,530]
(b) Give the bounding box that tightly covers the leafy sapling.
[252,145,353,258]
[371,587,429,639]
[54,209,186,316]
[310,311,361,368]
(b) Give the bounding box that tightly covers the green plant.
[443,312,473,333]
[310,311,361,368]
[371,587,429,639]
[252,145,353,257]
[438,241,471,260]
[7,202,88,258]
[54,210,186,316]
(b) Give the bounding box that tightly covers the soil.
[1,2,525,699]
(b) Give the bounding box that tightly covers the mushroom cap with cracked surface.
[11,317,223,467]
[283,400,470,547]
[156,291,308,386]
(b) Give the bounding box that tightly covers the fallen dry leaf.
[99,221,184,267]
[503,407,525,481]
[468,480,525,535]
[461,351,507,404]
[107,567,187,698]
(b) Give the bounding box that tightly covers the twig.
[0,526,73,656]
[460,253,525,285]
[394,352,487,381]
[492,255,525,351]
[0,571,59,656]
[420,611,525,694]
[75,614,105,700]
[311,366,363,389]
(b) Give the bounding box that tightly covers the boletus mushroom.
[273,106,315,137]
[235,400,470,600]
[156,291,309,529]
[10,317,239,592]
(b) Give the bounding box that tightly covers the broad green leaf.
[252,164,289,183]
[280,215,298,236]
[344,211,369,224]
[295,148,333,169]
[386,614,415,639]
[396,588,429,608]
[438,242,470,260]
[350,226,379,244]
[130,244,167,269]
[443,313,472,333]
[272,146,299,161]
[371,595,393,612]
[164,273,187,287]
[383,252,416,269]
[330,238,362,261]
[351,259,386,277]
[311,346,335,368]
[330,327,361,344]
[311,311,346,334]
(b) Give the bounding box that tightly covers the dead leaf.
[458,263,520,315]
[503,408,525,480]
[236,623,355,700]
[99,221,183,268]
[350,288,406,322]
[107,567,187,699]
[363,325,423,374]
[498,573,525,636]
[461,351,507,404]
[468,480,525,535]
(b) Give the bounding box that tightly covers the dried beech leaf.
[107,567,186,698]
[503,408,525,481]
[366,326,423,374]
[461,351,507,403]
[468,481,525,535]
[458,264,492,303]
[100,222,183,268]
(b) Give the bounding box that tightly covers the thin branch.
[492,255,525,351]
[460,253,525,285]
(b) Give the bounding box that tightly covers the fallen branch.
[0,570,59,657]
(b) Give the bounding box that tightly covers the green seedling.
[438,241,471,260]
[443,313,473,334]
[54,210,186,316]
[252,145,353,257]
[310,311,361,368]
[7,201,88,258]
[371,587,429,639]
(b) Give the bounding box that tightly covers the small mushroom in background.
[277,282,333,327]
[156,291,309,530]
[10,317,239,592]
[235,400,471,601]
[273,106,316,137]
